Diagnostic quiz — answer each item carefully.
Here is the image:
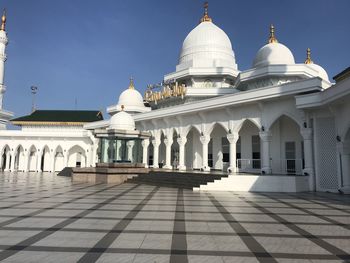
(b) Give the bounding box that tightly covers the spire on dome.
[128,77,135,90]
[304,48,313,64]
[1,9,6,31]
[268,24,278,44]
[200,2,212,23]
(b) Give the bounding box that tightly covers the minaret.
[0,8,13,129]
[0,9,8,110]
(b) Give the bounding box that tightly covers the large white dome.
[253,42,295,68]
[178,21,237,69]
[109,110,135,130]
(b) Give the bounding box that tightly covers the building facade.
[0,5,349,192]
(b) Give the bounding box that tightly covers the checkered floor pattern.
[0,172,349,263]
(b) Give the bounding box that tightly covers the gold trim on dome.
[11,121,86,126]
[200,2,212,23]
[268,24,278,43]
[1,9,6,31]
[128,77,135,90]
[304,48,313,64]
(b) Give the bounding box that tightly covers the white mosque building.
[0,5,349,193]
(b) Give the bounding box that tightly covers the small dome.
[178,3,237,69]
[253,42,295,68]
[308,64,329,82]
[253,25,295,68]
[117,78,144,109]
[109,110,135,130]
[304,48,329,82]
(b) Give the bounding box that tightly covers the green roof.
[11,110,103,125]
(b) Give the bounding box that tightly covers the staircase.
[126,170,229,189]
[57,167,73,177]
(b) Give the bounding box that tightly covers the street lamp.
[31,86,38,113]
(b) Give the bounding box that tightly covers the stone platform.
[71,163,148,184]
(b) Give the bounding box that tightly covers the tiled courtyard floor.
[0,172,349,263]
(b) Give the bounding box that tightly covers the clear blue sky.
[2,0,350,118]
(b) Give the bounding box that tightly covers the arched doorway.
[236,120,261,173]
[1,145,10,171]
[269,115,303,175]
[28,145,38,171]
[209,123,228,171]
[148,143,154,167]
[158,132,166,168]
[185,126,202,170]
[68,145,86,168]
[14,145,25,171]
[54,146,65,172]
[41,146,51,172]
[171,130,179,169]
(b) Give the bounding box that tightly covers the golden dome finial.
[268,24,278,44]
[1,9,6,31]
[128,77,135,90]
[121,105,125,111]
[200,2,212,23]
[304,48,313,64]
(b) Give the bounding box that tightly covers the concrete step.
[127,171,229,189]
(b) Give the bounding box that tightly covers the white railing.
[271,159,303,175]
[236,159,261,172]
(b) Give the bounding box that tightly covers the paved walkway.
[0,172,349,262]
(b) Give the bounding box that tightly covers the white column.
[152,138,161,168]
[212,137,222,170]
[4,151,10,171]
[163,138,173,169]
[51,152,55,172]
[142,139,150,168]
[85,150,91,167]
[227,133,239,174]
[200,135,211,172]
[259,131,272,174]
[177,136,187,171]
[10,151,15,171]
[63,151,68,168]
[37,150,42,172]
[301,128,314,190]
[127,141,135,162]
[92,139,99,167]
[339,142,350,193]
[23,151,30,172]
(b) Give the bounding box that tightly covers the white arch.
[28,145,38,172]
[67,145,87,168]
[53,145,65,172]
[266,112,302,131]
[233,118,261,133]
[41,145,51,172]
[183,124,201,137]
[1,144,10,171]
[207,122,229,135]
[14,145,25,171]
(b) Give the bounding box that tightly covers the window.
[222,137,229,162]
[252,135,261,169]
[285,141,296,174]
